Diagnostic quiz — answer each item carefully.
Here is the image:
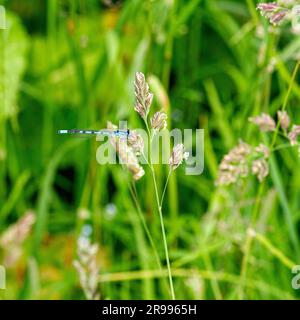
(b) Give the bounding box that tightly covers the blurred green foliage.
[0,0,300,300]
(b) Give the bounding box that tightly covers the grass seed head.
[0,211,36,266]
[128,130,144,156]
[169,143,189,171]
[288,124,300,146]
[255,144,270,158]
[73,236,100,300]
[257,2,289,25]
[150,111,168,131]
[249,113,276,132]
[252,158,269,182]
[216,141,252,186]
[216,141,270,186]
[107,121,145,180]
[277,110,291,130]
[134,72,153,119]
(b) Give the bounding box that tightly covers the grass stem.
[145,120,175,300]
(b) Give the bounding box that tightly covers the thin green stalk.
[145,121,175,300]
[246,0,259,26]
[151,168,175,300]
[203,252,223,300]
[129,181,164,274]
[254,231,296,269]
[272,143,297,152]
[125,181,154,299]
[238,183,265,300]
[160,169,171,208]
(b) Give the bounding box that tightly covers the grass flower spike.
[253,144,270,182]
[128,130,144,156]
[216,141,270,186]
[134,72,153,119]
[0,212,35,247]
[151,111,168,131]
[256,143,270,158]
[169,144,189,171]
[288,125,300,146]
[216,141,252,186]
[277,110,291,130]
[0,211,36,267]
[73,236,100,300]
[249,113,276,132]
[107,122,145,180]
[257,2,289,25]
[252,159,269,182]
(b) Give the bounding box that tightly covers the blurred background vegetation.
[1,0,300,299]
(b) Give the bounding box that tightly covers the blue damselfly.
[57,129,130,138]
